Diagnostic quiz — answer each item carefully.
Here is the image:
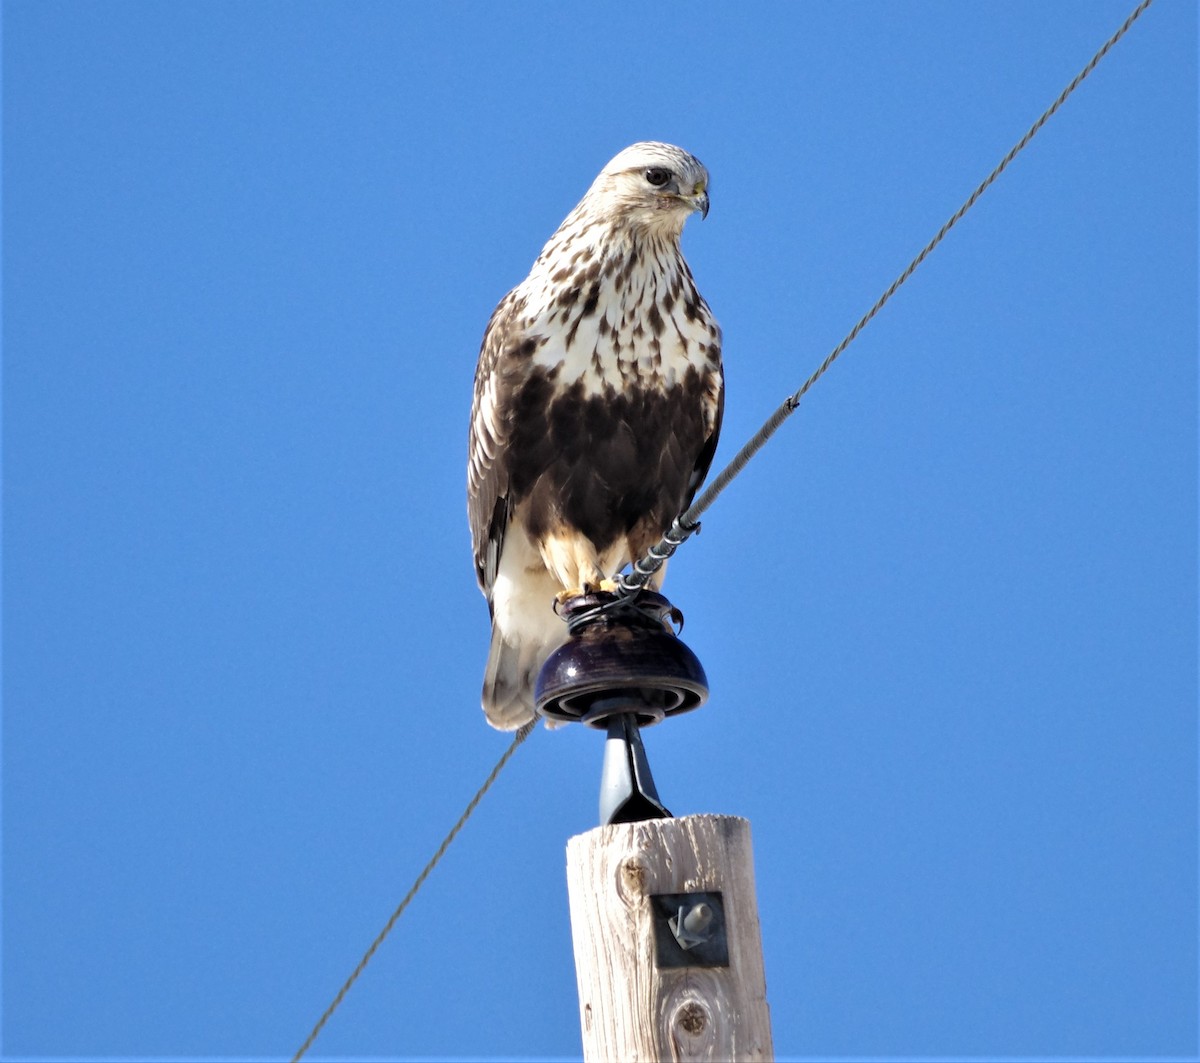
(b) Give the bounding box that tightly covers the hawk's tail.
[482,625,542,731]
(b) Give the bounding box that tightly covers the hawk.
[468,142,723,730]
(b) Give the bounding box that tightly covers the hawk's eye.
[644,167,671,187]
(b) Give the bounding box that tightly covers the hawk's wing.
[468,292,523,608]
[684,360,725,514]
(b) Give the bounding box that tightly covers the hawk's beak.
[688,187,710,220]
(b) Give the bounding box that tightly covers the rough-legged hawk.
[468,142,723,729]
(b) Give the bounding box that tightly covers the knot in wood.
[618,854,648,898]
[676,1000,708,1035]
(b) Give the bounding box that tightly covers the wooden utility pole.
[566,813,773,1061]
[538,592,772,1059]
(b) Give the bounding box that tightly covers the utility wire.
[291,1,1154,1054]
[618,0,1156,596]
[292,719,537,1062]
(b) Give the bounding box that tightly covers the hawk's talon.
[555,578,620,611]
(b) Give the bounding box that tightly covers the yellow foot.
[578,578,619,594]
[556,579,618,603]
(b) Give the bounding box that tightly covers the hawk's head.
[583,142,710,235]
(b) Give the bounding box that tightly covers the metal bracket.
[651,891,728,968]
[599,713,671,825]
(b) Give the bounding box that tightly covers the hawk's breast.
[506,247,722,551]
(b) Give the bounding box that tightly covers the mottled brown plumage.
[468,142,723,729]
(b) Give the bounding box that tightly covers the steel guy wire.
[292,719,536,1062]
[291,0,1155,1053]
[617,0,1157,597]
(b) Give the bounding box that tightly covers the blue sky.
[4,1,1196,1060]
